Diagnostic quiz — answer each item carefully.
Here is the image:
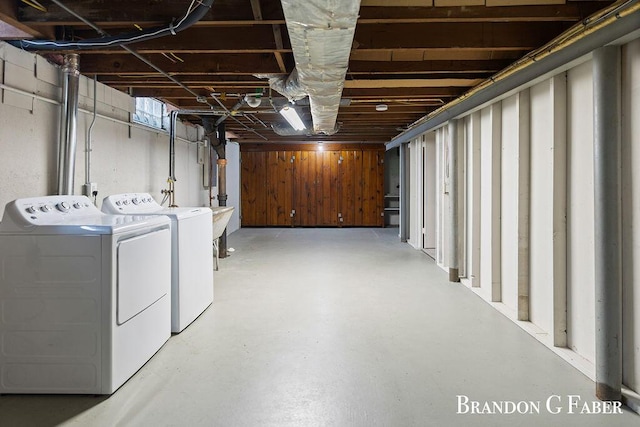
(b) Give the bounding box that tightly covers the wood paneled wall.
[241,145,384,227]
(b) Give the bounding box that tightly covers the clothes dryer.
[102,193,213,333]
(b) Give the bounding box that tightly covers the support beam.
[593,45,622,402]
[448,119,460,282]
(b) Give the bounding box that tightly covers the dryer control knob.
[25,206,37,214]
[56,202,71,212]
[73,202,82,209]
[132,198,140,205]
[40,205,52,212]
[123,199,130,205]
[116,201,122,206]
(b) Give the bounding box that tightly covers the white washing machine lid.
[0,195,170,235]
[102,193,212,220]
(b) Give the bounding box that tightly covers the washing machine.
[0,195,172,394]
[102,193,213,333]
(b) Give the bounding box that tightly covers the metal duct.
[271,122,339,136]
[280,0,361,134]
[58,54,80,195]
[255,69,308,102]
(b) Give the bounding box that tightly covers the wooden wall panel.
[317,151,340,226]
[266,151,294,226]
[241,146,384,227]
[339,150,360,226]
[293,150,318,226]
[361,151,384,226]
[241,151,267,226]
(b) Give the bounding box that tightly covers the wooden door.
[240,151,268,226]
[266,150,294,226]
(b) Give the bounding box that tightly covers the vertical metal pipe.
[83,74,97,198]
[593,45,622,402]
[58,54,80,195]
[169,110,178,181]
[448,119,460,282]
[216,122,228,258]
[399,143,408,242]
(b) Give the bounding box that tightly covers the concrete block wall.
[0,42,241,234]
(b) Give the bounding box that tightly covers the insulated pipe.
[399,143,408,242]
[19,0,219,111]
[9,0,214,51]
[448,120,460,282]
[386,0,640,150]
[593,46,622,402]
[58,54,80,195]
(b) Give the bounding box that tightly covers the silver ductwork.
[271,122,340,136]
[58,54,80,195]
[255,68,308,102]
[280,0,361,134]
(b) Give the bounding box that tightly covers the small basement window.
[133,97,169,130]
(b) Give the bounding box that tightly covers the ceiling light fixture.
[279,105,306,131]
[244,94,261,108]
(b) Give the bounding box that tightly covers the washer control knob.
[132,197,139,205]
[116,201,122,206]
[25,206,37,214]
[56,202,71,212]
[40,205,52,213]
[123,199,130,205]
[73,202,82,209]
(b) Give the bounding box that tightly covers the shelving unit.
[384,194,400,227]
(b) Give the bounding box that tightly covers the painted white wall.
[622,37,640,391]
[424,132,436,250]
[566,60,596,364]
[436,126,449,268]
[529,79,555,335]
[0,42,212,220]
[463,112,481,286]
[500,94,521,313]
[400,35,640,397]
[479,104,501,302]
[407,138,421,248]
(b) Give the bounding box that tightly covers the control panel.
[102,193,162,214]
[1,195,101,226]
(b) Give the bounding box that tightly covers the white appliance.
[0,195,172,394]
[102,193,213,333]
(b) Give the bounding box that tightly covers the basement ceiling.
[0,0,613,144]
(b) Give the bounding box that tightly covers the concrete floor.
[1,228,638,426]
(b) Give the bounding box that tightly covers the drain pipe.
[58,53,80,195]
[593,45,622,402]
[202,117,228,257]
[216,123,228,259]
[448,119,460,282]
